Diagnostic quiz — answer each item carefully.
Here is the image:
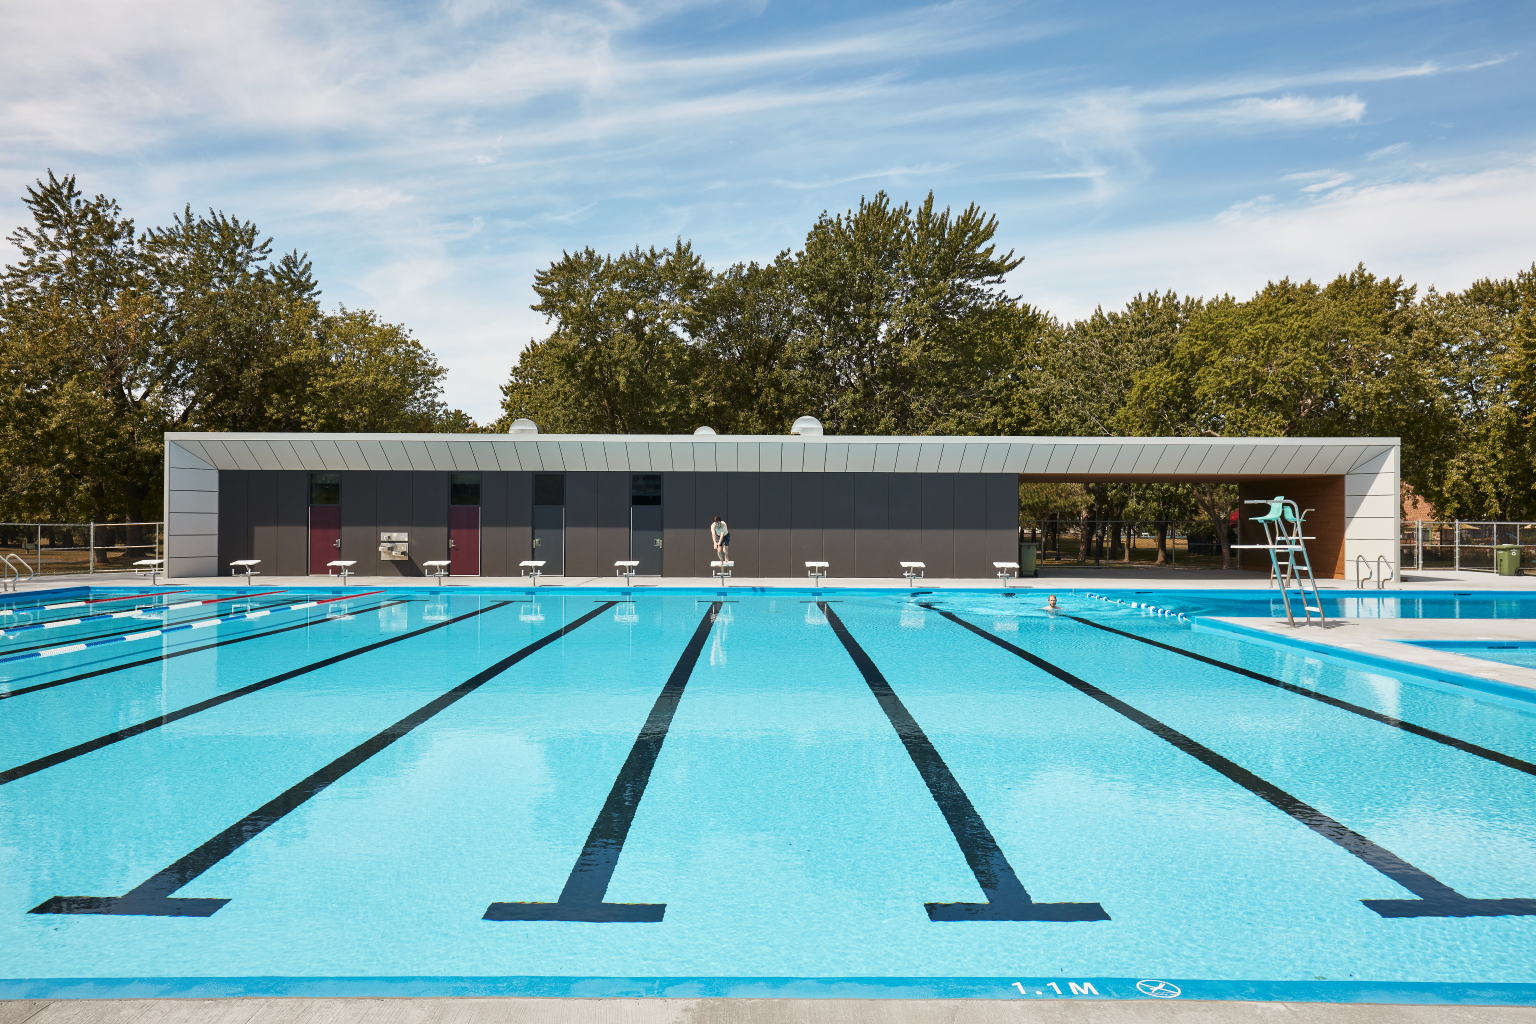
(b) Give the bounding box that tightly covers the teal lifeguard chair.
[1236,496,1327,627]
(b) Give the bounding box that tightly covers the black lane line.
[821,603,1108,923]
[0,597,310,659]
[1067,616,1536,779]
[31,601,618,918]
[0,600,409,701]
[932,606,1536,919]
[0,602,511,787]
[485,601,721,923]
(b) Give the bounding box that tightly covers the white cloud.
[1020,159,1536,319]
[1367,142,1410,159]
[1215,94,1365,126]
[1300,174,1353,192]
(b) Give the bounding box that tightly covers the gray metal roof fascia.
[1065,443,1104,474]
[979,443,1007,473]
[575,440,607,472]
[530,440,560,471]
[422,439,454,470]
[846,443,876,472]
[1211,443,1256,476]
[1013,443,1050,473]
[600,441,629,473]
[734,441,758,473]
[1041,444,1076,474]
[374,439,410,471]
[487,441,524,471]
[303,438,340,471]
[1147,443,1186,475]
[934,443,964,473]
[466,440,499,472]
[353,439,389,471]
[271,439,307,471]
[221,440,261,472]
[1088,443,1124,475]
[872,443,899,472]
[800,443,825,473]
[822,442,848,473]
[1107,443,1145,475]
[763,442,786,473]
[893,443,921,473]
[668,441,695,473]
[956,443,986,473]
[398,439,431,470]
[168,440,215,470]
[1348,446,1394,475]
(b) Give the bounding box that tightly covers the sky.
[2,0,1533,424]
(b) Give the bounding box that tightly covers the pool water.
[1403,641,1536,671]
[2,585,1535,1004]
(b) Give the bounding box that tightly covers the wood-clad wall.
[1237,476,1346,579]
[218,469,1019,578]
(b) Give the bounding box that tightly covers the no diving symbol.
[1137,980,1181,999]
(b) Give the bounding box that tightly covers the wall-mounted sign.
[379,532,409,560]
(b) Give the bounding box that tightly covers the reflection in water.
[614,602,639,625]
[900,606,924,629]
[520,602,544,623]
[1361,671,1402,720]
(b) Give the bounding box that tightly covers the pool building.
[162,426,1400,581]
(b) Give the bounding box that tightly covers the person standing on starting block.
[711,515,730,564]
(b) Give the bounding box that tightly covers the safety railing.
[0,522,164,577]
[1401,521,1535,572]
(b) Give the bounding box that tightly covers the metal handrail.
[1,552,35,591]
[1375,554,1394,590]
[1355,555,1373,589]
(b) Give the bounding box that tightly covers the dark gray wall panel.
[920,474,956,577]
[789,473,824,572]
[507,472,533,569]
[412,472,449,573]
[853,474,889,577]
[758,473,791,577]
[276,471,308,576]
[376,472,415,576]
[888,473,922,575]
[822,473,854,577]
[248,472,280,574]
[340,471,379,575]
[953,473,987,578]
[564,472,599,577]
[726,473,760,577]
[480,471,509,577]
[662,472,695,577]
[596,472,630,577]
[985,474,1019,567]
[695,473,728,574]
[217,471,249,570]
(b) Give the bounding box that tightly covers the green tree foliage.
[0,171,472,522]
[498,192,1045,436]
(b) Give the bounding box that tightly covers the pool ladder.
[1,552,33,592]
[1355,555,1394,590]
[1236,497,1326,628]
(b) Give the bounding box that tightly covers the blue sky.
[2,0,1533,423]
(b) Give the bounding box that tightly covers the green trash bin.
[1019,542,1039,578]
[1495,545,1522,576]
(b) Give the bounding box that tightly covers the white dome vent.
[693,426,717,435]
[790,415,823,437]
[508,418,540,435]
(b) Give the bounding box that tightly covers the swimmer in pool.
[1044,594,1059,612]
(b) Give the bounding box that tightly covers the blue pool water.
[1403,641,1536,671]
[2,585,1535,1004]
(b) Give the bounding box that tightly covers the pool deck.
[1203,615,1536,696]
[6,567,1533,595]
[3,997,1534,1024]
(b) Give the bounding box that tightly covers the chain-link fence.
[0,522,164,577]
[1400,521,1536,572]
[1021,519,1241,569]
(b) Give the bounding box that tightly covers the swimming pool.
[1403,641,1536,672]
[3,585,1535,1005]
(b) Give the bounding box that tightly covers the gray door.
[533,506,564,575]
[632,506,663,574]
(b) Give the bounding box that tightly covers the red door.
[450,506,480,575]
[309,506,341,574]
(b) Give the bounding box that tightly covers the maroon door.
[450,506,480,575]
[309,506,341,574]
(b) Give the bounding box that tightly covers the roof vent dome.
[693,426,717,435]
[790,415,823,437]
[508,418,540,435]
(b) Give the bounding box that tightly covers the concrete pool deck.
[4,998,1536,1024]
[5,567,1533,595]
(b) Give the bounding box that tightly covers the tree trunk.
[1200,485,1234,569]
[1155,522,1169,565]
[1077,511,1089,563]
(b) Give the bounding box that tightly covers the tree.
[499,242,710,434]
[0,171,472,522]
